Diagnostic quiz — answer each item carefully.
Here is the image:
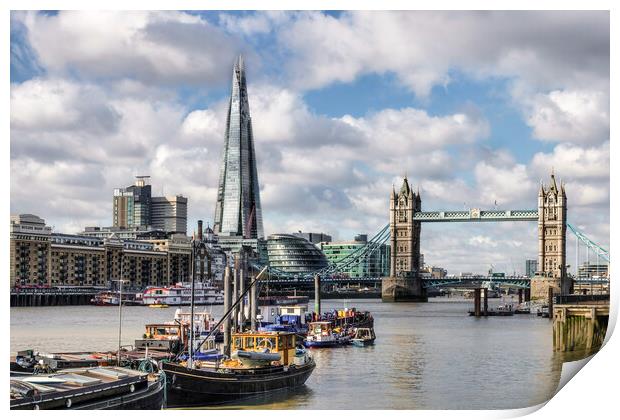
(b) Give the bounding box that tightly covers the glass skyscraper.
[213,55,264,239]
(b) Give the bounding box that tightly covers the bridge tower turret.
[531,172,571,299]
[382,177,426,302]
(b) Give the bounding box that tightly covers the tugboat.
[351,327,376,347]
[303,321,350,348]
[162,330,315,407]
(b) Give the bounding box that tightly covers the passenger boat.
[303,321,350,348]
[162,331,315,407]
[141,282,224,306]
[351,327,376,347]
[10,366,165,410]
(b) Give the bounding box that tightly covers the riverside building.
[10,214,191,290]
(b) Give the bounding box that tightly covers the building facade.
[112,189,135,229]
[10,214,52,287]
[10,214,190,290]
[213,55,264,240]
[577,262,609,278]
[151,195,188,234]
[525,259,538,277]
[320,239,390,279]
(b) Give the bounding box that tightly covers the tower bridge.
[253,172,608,303]
[383,172,575,301]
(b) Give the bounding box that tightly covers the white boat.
[141,282,224,306]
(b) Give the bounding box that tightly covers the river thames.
[10,297,565,410]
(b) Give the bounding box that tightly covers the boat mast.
[188,236,197,368]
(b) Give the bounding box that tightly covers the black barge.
[163,330,315,407]
[10,366,166,410]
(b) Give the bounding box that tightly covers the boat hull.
[303,339,347,348]
[352,339,375,347]
[162,361,315,407]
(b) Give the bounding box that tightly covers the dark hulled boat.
[164,360,315,407]
[162,331,315,407]
[10,366,165,410]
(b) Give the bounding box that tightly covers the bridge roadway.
[412,209,538,222]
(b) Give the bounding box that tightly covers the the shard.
[213,56,264,239]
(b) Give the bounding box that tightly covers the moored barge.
[10,366,165,410]
[163,331,315,407]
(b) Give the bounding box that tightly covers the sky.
[9,10,610,275]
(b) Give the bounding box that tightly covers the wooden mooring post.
[553,303,609,352]
[474,288,481,317]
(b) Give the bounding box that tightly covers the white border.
[3,1,616,419]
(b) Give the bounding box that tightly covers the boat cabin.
[259,304,308,325]
[308,321,335,336]
[135,323,187,352]
[232,332,297,365]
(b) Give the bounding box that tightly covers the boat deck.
[11,366,162,410]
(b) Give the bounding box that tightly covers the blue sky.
[9,11,610,274]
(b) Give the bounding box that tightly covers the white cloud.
[525,90,609,144]
[469,235,498,247]
[17,11,243,86]
[278,11,609,97]
[474,153,537,207]
[530,142,609,180]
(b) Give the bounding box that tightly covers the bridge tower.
[531,172,572,299]
[382,177,426,302]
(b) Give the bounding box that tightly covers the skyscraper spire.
[213,56,264,239]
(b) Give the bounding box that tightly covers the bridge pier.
[483,288,488,316]
[381,275,427,302]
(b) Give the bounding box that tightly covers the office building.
[213,55,264,240]
[525,259,538,277]
[291,231,332,244]
[112,176,188,235]
[267,234,328,275]
[577,262,609,278]
[321,236,390,278]
[113,176,152,229]
[151,195,188,234]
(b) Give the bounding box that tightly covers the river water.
[10,297,566,410]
